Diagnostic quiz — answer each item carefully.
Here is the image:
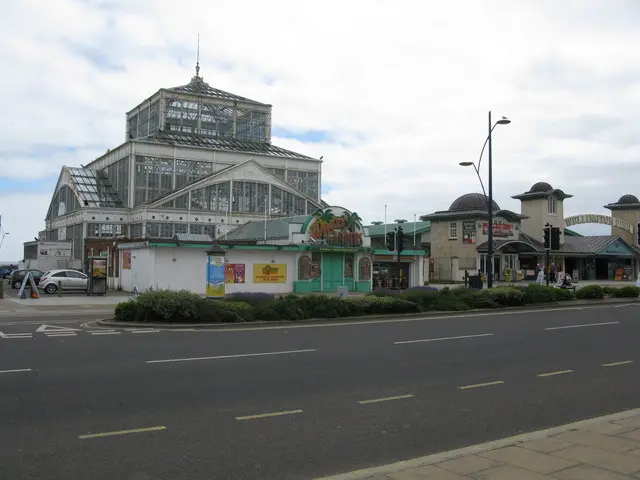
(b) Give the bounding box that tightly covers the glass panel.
[286,170,319,199]
[344,254,354,278]
[231,181,268,214]
[189,224,203,234]
[134,155,174,205]
[190,182,230,212]
[270,186,306,216]
[298,255,312,280]
[359,258,372,280]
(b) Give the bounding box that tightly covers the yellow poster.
[253,264,287,283]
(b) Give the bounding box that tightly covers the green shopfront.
[293,207,373,293]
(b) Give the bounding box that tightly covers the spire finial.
[195,33,200,77]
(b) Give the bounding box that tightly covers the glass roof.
[67,167,124,208]
[145,131,315,160]
[166,75,268,106]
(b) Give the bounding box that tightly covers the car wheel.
[13,281,21,289]
[44,284,58,295]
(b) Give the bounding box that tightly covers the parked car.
[0,265,17,278]
[9,269,44,289]
[39,269,88,294]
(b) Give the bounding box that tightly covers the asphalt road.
[1,303,640,479]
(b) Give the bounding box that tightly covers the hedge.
[112,283,592,324]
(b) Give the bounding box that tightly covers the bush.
[344,296,421,315]
[367,288,401,297]
[554,288,575,301]
[575,284,605,299]
[520,284,557,304]
[609,285,640,298]
[224,292,275,305]
[135,290,205,323]
[485,287,526,307]
[198,299,248,323]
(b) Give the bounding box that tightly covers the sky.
[1,0,639,261]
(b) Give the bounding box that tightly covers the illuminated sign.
[309,209,364,246]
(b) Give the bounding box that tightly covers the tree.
[346,212,363,232]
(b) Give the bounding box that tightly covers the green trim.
[299,214,315,234]
[372,249,426,255]
[148,242,301,251]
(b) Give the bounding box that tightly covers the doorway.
[595,258,609,280]
[322,253,343,292]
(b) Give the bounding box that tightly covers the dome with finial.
[529,182,553,193]
[617,194,639,205]
[449,193,500,212]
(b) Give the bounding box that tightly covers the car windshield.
[41,271,50,277]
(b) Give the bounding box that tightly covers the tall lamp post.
[0,232,9,250]
[460,111,510,288]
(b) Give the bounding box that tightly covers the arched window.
[548,196,557,215]
[359,257,372,281]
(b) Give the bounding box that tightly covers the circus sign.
[565,214,634,234]
[308,208,364,246]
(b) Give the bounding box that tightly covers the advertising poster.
[462,221,476,244]
[91,258,107,278]
[122,251,132,270]
[253,264,287,283]
[225,264,246,284]
[206,255,225,297]
[482,223,514,238]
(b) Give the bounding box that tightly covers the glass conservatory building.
[40,68,323,266]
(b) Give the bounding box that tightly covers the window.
[344,254,354,279]
[298,253,321,280]
[548,196,557,215]
[359,258,372,281]
[449,222,458,239]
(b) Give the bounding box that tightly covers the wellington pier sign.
[565,214,634,234]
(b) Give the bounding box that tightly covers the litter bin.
[468,275,483,289]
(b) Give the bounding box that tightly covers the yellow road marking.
[78,426,166,439]
[459,381,504,390]
[537,369,574,377]
[602,360,634,367]
[235,409,303,421]
[358,394,415,405]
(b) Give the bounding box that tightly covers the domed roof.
[529,182,553,193]
[617,194,639,204]
[449,193,500,212]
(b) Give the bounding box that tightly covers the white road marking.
[146,348,317,364]
[131,329,160,334]
[0,332,32,339]
[614,304,639,308]
[45,333,77,337]
[89,331,121,335]
[545,321,619,331]
[394,333,494,345]
[0,368,32,374]
[36,324,80,333]
[358,394,415,404]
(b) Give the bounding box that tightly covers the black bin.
[468,275,483,289]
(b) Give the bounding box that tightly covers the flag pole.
[413,213,417,247]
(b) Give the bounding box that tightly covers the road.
[1,303,640,479]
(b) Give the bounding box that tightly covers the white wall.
[119,248,155,292]
[118,246,297,295]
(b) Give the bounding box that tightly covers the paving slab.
[552,430,640,454]
[388,466,469,479]
[552,446,640,475]
[434,455,500,475]
[517,438,574,453]
[479,446,578,474]
[553,465,637,480]
[472,465,551,480]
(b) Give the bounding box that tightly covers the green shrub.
[575,284,605,299]
[114,299,142,322]
[602,285,616,295]
[486,287,526,306]
[135,290,205,322]
[554,288,575,301]
[344,296,421,315]
[467,290,499,309]
[198,300,247,323]
[520,284,557,304]
[610,285,640,298]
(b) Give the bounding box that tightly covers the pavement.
[0,290,130,317]
[427,279,639,290]
[318,409,640,479]
[1,303,640,479]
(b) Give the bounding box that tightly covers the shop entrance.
[322,253,343,292]
[595,258,609,280]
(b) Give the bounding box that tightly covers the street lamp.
[459,112,510,288]
[0,232,9,249]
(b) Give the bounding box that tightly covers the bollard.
[57,280,62,297]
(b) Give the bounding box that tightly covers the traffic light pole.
[544,223,551,287]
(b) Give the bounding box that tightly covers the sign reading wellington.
[253,264,287,283]
[308,208,364,246]
[565,214,634,234]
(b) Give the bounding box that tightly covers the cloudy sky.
[1,0,638,261]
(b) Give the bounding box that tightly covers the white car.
[39,269,88,294]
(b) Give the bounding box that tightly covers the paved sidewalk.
[318,409,640,480]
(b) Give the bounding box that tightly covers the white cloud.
[1,0,640,260]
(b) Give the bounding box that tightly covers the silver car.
[39,269,88,294]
